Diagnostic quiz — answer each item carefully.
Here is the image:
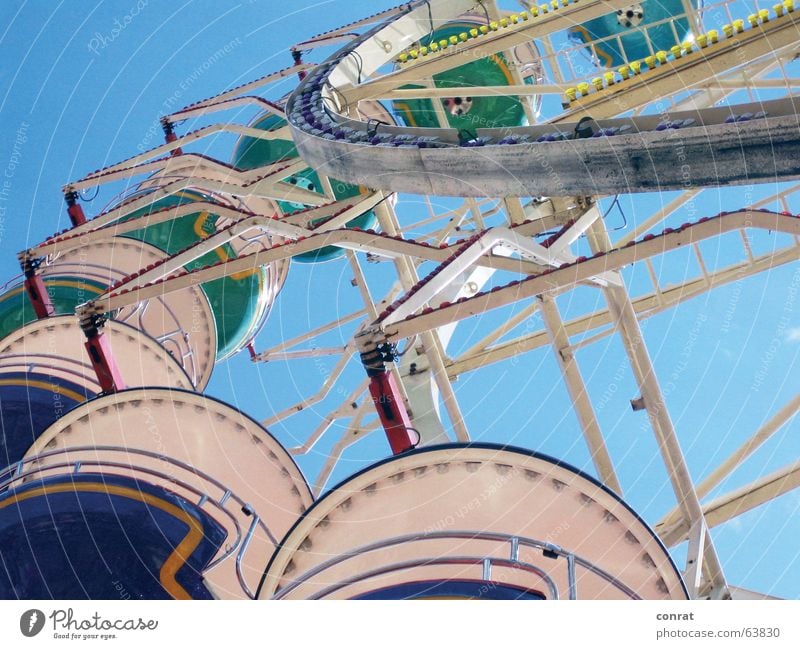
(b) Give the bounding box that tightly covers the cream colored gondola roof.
[260,443,688,600]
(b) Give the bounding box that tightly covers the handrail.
[271,529,640,600]
[305,555,560,600]
[0,354,100,388]
[13,456,245,568]
[0,445,277,599]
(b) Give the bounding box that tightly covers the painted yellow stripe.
[0,482,207,600]
[191,211,257,281]
[488,53,515,86]
[0,280,105,305]
[393,100,420,128]
[0,286,25,301]
[192,211,215,240]
[0,379,87,404]
[45,280,106,295]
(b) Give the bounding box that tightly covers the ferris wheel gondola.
[1,0,799,600]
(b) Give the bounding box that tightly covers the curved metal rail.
[286,0,800,196]
[270,529,640,600]
[0,445,277,599]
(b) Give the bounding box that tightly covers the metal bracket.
[22,257,54,319]
[161,117,183,155]
[81,313,126,394]
[357,326,417,454]
[64,189,87,226]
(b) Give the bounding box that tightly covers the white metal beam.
[539,293,622,493]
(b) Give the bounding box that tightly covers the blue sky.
[1,0,799,598]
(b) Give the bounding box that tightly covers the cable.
[476,0,491,24]
[602,194,628,231]
[573,115,597,139]
[601,195,619,219]
[405,427,421,448]
[395,334,419,358]
[322,88,349,116]
[458,128,479,144]
[366,118,391,138]
[80,186,100,202]
[422,0,435,43]
[348,50,364,84]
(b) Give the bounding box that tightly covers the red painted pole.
[292,50,308,81]
[65,191,87,226]
[162,120,183,156]
[23,273,54,319]
[367,370,417,455]
[84,330,126,394]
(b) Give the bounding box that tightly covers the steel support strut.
[65,190,87,226]
[81,314,126,394]
[22,258,54,319]
[161,118,183,156]
[585,215,728,599]
[359,332,418,455]
[291,50,308,81]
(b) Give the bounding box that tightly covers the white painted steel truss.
[37,0,800,599]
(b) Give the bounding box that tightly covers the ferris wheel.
[0,0,799,601]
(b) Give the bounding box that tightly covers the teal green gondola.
[233,114,377,263]
[118,189,271,359]
[392,20,533,130]
[569,1,693,69]
[0,276,108,342]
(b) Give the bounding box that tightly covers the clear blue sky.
[0,0,798,598]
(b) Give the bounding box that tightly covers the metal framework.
[19,0,800,599]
